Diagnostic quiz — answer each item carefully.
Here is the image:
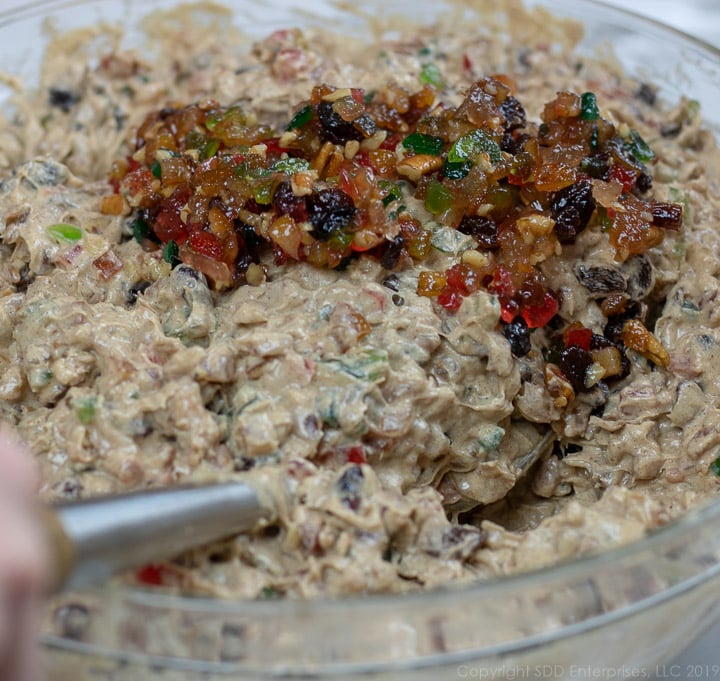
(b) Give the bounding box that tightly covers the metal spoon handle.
[46,482,268,592]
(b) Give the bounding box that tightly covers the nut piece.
[544,363,575,408]
[621,318,669,367]
[396,154,444,183]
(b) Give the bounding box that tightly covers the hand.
[0,429,47,681]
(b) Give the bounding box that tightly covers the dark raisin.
[380,235,405,269]
[580,153,611,179]
[574,264,626,296]
[636,83,657,107]
[603,302,640,344]
[336,465,364,511]
[623,255,654,301]
[589,333,614,351]
[127,280,151,305]
[499,95,526,131]
[235,220,263,256]
[317,101,375,145]
[382,274,400,291]
[272,181,308,222]
[502,316,531,357]
[636,172,653,193]
[48,87,80,112]
[392,294,405,306]
[15,264,34,294]
[457,215,499,250]
[558,346,593,393]
[306,188,356,241]
[650,202,683,229]
[501,131,530,155]
[550,180,596,243]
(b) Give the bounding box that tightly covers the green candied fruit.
[72,396,97,424]
[448,129,503,167]
[132,218,150,244]
[711,456,720,477]
[286,104,312,130]
[402,132,444,156]
[424,180,453,215]
[580,92,600,121]
[477,425,505,452]
[162,240,180,266]
[419,62,443,88]
[47,223,83,243]
[269,157,311,174]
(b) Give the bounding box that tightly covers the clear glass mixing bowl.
[1,0,719,678]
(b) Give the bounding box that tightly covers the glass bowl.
[1,0,719,678]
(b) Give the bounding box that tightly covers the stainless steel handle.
[48,482,268,592]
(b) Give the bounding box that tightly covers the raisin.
[558,346,593,393]
[272,181,307,222]
[316,101,376,145]
[502,316,531,357]
[457,215,499,250]
[603,302,640,344]
[636,172,653,193]
[48,87,80,112]
[589,333,614,351]
[574,264,626,296]
[306,188,356,241]
[635,83,657,107]
[382,274,400,291]
[499,95,526,131]
[501,131,530,155]
[392,294,405,306]
[650,202,683,229]
[336,465,364,511]
[580,153,610,179]
[550,179,596,243]
[127,280,151,305]
[380,235,405,269]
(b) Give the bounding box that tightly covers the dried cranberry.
[317,101,375,145]
[380,235,405,269]
[502,316,531,357]
[336,465,364,511]
[550,179,596,243]
[306,188,356,241]
[499,95,526,131]
[558,346,593,393]
[457,215,499,250]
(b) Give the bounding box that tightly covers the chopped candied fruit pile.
[108,69,682,404]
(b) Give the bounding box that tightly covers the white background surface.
[0,0,718,671]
